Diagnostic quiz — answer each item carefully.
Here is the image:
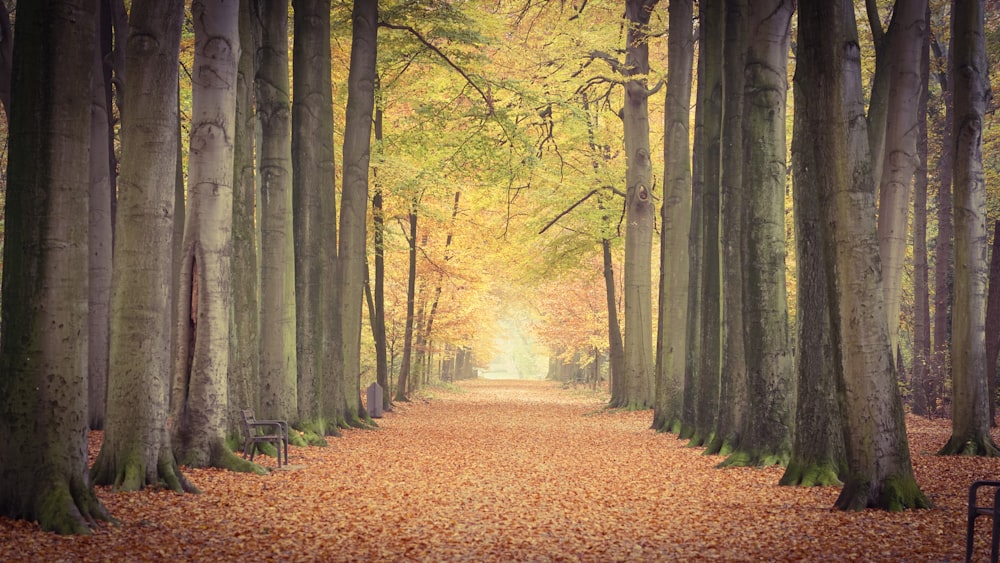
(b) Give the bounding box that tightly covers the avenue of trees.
[1,0,999,533]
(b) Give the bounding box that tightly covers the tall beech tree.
[171,0,255,472]
[228,0,261,438]
[708,0,748,457]
[722,0,794,469]
[876,0,928,361]
[293,0,336,434]
[257,0,299,426]
[781,0,846,485]
[0,0,113,535]
[939,0,999,456]
[616,0,660,410]
[911,5,933,418]
[340,0,378,424]
[91,0,195,492]
[692,0,724,446]
[653,0,694,434]
[798,0,929,510]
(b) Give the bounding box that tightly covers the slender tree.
[911,5,932,418]
[0,0,112,534]
[91,0,197,491]
[653,0,694,434]
[939,0,999,456]
[340,0,379,423]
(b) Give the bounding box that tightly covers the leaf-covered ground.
[1,379,998,561]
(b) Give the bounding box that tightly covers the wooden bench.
[240,409,289,468]
[966,480,1000,562]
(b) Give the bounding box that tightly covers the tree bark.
[939,0,998,456]
[932,31,954,417]
[372,102,390,409]
[0,0,113,534]
[652,0,693,435]
[396,207,418,402]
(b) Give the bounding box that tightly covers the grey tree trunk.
[707,0,747,457]
[292,0,335,434]
[604,237,626,406]
[939,0,998,456]
[932,32,953,416]
[171,0,253,472]
[87,0,115,431]
[680,42,706,442]
[876,0,927,362]
[986,220,1000,421]
[228,0,261,438]
[619,0,660,410]
[911,13,932,419]
[373,103,390,410]
[257,0,299,425]
[798,0,930,510]
[693,0,723,446]
[395,207,418,402]
[722,0,794,468]
[0,0,112,534]
[339,0,378,424]
[781,40,846,486]
[91,0,195,492]
[653,0,694,434]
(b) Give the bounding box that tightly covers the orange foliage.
[0,380,992,561]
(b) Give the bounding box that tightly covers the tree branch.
[379,21,494,114]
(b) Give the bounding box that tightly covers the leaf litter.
[0,379,995,561]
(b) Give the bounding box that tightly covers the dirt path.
[0,379,989,561]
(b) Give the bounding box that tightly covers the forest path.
[0,378,985,561]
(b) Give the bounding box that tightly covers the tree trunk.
[939,0,998,456]
[228,0,261,439]
[932,32,953,417]
[911,11,932,419]
[91,0,197,492]
[292,0,334,434]
[799,0,929,511]
[680,41,706,442]
[395,206,418,402]
[877,0,927,363]
[693,0,723,446]
[619,0,660,411]
[722,0,794,468]
[171,0,252,472]
[257,0,299,425]
[604,237,626,406]
[87,0,115,431]
[986,220,1000,422]
[707,0,747,457]
[372,97,391,410]
[339,0,378,425]
[0,0,112,535]
[653,0,693,435]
